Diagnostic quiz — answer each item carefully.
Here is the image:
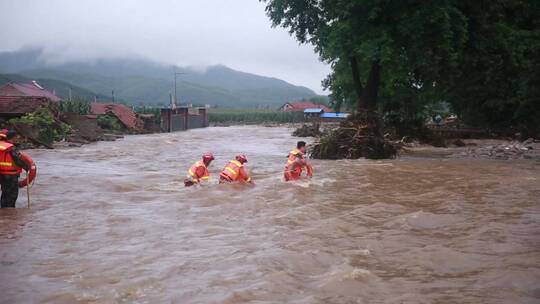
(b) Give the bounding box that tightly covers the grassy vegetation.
[97,115,124,132]
[59,99,91,114]
[9,107,71,146]
[208,109,304,124]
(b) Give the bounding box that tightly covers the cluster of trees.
[262,0,539,137]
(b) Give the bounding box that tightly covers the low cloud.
[0,0,330,93]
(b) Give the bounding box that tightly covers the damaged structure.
[160,107,208,132]
[90,103,145,133]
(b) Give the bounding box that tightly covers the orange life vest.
[285,148,304,171]
[188,160,209,183]
[0,141,22,175]
[284,148,314,181]
[220,160,251,183]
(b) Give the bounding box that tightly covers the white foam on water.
[343,268,372,280]
[291,177,336,188]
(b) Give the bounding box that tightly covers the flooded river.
[1,126,539,303]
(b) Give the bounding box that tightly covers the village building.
[0,81,61,121]
[0,81,62,102]
[319,112,350,121]
[279,100,333,113]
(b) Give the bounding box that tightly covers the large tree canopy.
[262,0,540,136]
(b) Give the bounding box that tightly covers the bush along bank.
[8,107,71,149]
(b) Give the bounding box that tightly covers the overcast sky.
[0,0,330,93]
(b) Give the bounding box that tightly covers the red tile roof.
[281,101,333,112]
[0,82,61,102]
[0,96,52,114]
[90,103,142,130]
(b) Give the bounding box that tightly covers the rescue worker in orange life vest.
[184,153,214,187]
[219,154,254,185]
[0,130,30,208]
[284,141,313,181]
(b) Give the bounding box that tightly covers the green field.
[208,109,304,124]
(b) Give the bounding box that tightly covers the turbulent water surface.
[1,126,539,303]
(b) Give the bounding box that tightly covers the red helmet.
[235,154,248,163]
[202,152,215,162]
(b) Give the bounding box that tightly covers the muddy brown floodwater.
[1,126,539,303]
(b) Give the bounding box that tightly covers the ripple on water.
[1,126,539,303]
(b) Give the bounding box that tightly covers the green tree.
[443,1,540,137]
[262,0,540,137]
[59,98,91,114]
[262,0,468,112]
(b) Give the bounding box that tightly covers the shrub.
[9,107,71,146]
[97,115,123,131]
[59,98,91,114]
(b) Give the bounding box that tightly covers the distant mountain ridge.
[0,48,319,108]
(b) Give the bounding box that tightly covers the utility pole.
[69,87,72,101]
[112,90,115,103]
[169,93,175,109]
[174,71,186,108]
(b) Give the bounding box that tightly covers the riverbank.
[401,138,540,160]
[29,123,540,163]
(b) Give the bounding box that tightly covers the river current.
[1,126,539,303]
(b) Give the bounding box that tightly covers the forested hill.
[0,48,318,108]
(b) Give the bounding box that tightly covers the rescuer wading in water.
[284,141,313,181]
[184,153,214,187]
[219,154,254,184]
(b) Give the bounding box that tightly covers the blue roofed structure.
[303,108,325,114]
[320,112,349,119]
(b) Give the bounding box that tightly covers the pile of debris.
[310,112,398,159]
[292,123,322,137]
[458,138,538,160]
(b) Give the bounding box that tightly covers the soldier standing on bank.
[0,130,30,208]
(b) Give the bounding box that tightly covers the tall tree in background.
[444,1,540,136]
[261,0,467,112]
[262,0,540,136]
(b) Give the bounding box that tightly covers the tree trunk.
[357,60,382,137]
[349,56,364,106]
[358,60,381,111]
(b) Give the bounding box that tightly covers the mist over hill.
[0,48,320,108]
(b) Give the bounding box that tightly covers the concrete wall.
[161,107,207,132]
[188,109,208,129]
[189,115,203,129]
[172,114,186,131]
